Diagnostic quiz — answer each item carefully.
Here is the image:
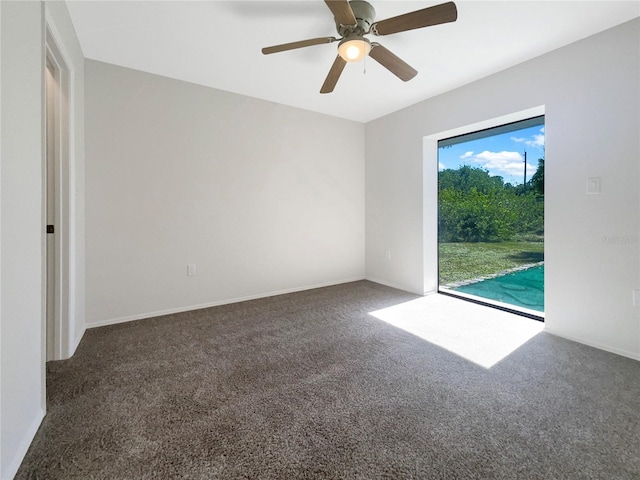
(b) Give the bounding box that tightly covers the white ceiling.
[65,0,640,122]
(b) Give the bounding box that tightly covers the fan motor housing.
[336,0,376,37]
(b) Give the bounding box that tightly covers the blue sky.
[438,125,545,185]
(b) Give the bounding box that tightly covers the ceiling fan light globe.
[346,45,361,60]
[338,37,371,63]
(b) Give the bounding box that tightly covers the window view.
[438,116,545,316]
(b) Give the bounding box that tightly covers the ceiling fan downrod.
[334,0,376,38]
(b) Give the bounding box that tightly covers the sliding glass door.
[438,116,545,318]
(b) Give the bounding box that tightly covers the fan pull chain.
[363,53,367,75]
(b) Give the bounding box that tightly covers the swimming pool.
[452,265,544,312]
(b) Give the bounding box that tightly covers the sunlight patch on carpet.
[368,293,544,369]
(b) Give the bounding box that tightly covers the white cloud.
[510,133,545,148]
[460,151,474,159]
[466,150,537,179]
[529,134,545,147]
[473,150,522,163]
[438,162,445,171]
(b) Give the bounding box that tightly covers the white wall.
[85,60,365,326]
[1,1,84,477]
[1,2,45,479]
[366,19,640,360]
[45,0,86,358]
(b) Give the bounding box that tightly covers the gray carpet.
[16,281,640,479]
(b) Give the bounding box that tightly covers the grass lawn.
[439,241,544,285]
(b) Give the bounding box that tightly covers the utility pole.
[523,150,527,193]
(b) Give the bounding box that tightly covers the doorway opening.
[45,57,58,360]
[437,115,545,319]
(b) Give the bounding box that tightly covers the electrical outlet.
[633,289,640,307]
[587,177,601,194]
[385,249,392,260]
[187,264,196,276]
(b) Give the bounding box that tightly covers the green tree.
[530,158,544,195]
[439,165,504,194]
[438,165,543,243]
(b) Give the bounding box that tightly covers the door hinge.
[47,225,54,234]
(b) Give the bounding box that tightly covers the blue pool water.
[453,265,544,312]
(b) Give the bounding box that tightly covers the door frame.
[44,23,71,361]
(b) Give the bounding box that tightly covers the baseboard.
[544,327,640,362]
[364,276,423,295]
[2,408,45,480]
[69,326,86,358]
[86,277,366,329]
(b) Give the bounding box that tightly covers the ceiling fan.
[261,0,458,94]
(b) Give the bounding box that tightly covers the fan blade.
[324,0,357,26]
[369,43,417,82]
[371,1,457,36]
[320,55,347,94]
[262,37,337,55]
